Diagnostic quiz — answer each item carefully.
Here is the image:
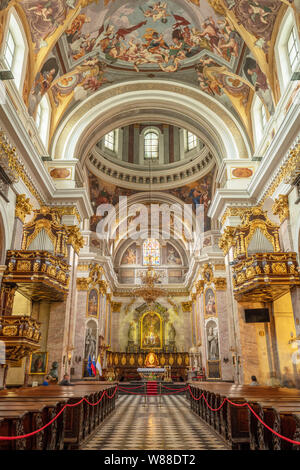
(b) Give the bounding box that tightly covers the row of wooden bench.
[0,382,118,450]
[187,382,300,450]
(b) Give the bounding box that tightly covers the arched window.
[104,130,116,152]
[143,239,160,265]
[36,94,51,147]
[251,95,268,148]
[2,9,28,91]
[184,130,197,151]
[287,26,300,73]
[275,8,300,92]
[144,129,159,159]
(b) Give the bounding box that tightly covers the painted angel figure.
[141,2,170,23]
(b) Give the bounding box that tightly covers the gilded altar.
[127,303,177,353]
[107,351,190,381]
[141,311,162,350]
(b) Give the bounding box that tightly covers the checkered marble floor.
[81,395,228,450]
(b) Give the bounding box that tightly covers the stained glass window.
[143,239,160,265]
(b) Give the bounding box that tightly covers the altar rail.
[0,382,117,450]
[187,382,300,450]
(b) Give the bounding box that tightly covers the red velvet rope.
[188,386,300,446]
[1,384,300,446]
[118,384,146,390]
[0,386,118,441]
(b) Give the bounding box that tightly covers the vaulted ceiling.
[3,0,291,153]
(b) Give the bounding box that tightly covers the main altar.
[107,303,190,381]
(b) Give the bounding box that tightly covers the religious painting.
[61,0,242,73]
[231,167,254,178]
[29,55,60,116]
[121,244,137,264]
[88,171,135,229]
[21,0,79,53]
[140,311,162,349]
[166,243,182,265]
[224,0,282,53]
[169,170,214,232]
[204,288,217,316]
[0,0,12,10]
[50,56,110,107]
[29,352,48,375]
[205,318,219,361]
[49,167,72,179]
[87,288,99,318]
[202,236,212,247]
[242,53,274,114]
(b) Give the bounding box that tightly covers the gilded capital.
[214,277,227,290]
[111,301,122,312]
[52,206,81,223]
[99,280,108,294]
[76,277,90,290]
[66,225,84,254]
[181,301,192,312]
[196,280,204,294]
[15,194,33,223]
[272,195,289,224]
[219,226,236,255]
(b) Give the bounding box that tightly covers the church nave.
[81,395,228,451]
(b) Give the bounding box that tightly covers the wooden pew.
[0,382,118,449]
[187,382,300,450]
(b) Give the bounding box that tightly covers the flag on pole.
[96,354,102,377]
[87,355,93,376]
[91,356,97,376]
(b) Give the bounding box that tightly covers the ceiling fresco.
[88,166,215,233]
[0,0,293,146]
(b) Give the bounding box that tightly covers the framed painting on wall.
[87,288,99,318]
[204,287,217,317]
[29,352,48,375]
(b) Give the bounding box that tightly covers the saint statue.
[128,321,136,342]
[168,322,176,342]
[85,327,96,359]
[207,326,219,360]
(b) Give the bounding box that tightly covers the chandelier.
[132,266,166,304]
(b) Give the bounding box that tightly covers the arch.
[50,81,252,162]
